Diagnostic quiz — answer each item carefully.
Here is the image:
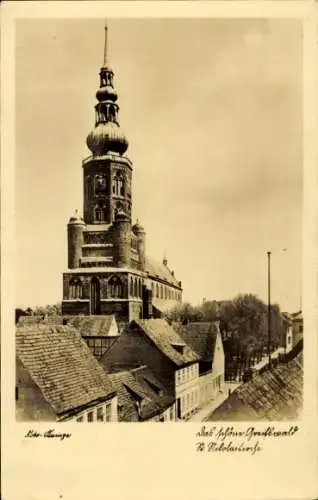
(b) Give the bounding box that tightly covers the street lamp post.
[267,251,272,370]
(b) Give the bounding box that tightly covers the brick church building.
[62,24,182,322]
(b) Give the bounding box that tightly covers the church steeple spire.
[103,19,108,68]
[86,21,128,156]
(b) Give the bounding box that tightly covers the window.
[105,402,112,422]
[97,407,104,422]
[138,279,142,297]
[113,172,125,197]
[130,277,134,296]
[156,283,159,298]
[76,416,84,422]
[87,411,94,422]
[134,278,138,298]
[186,393,190,408]
[108,276,123,298]
[69,278,83,299]
[94,174,107,195]
[94,205,106,222]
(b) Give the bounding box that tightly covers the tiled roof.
[175,322,220,362]
[66,315,118,337]
[109,366,174,421]
[145,256,180,287]
[210,351,303,421]
[133,319,199,367]
[16,324,115,416]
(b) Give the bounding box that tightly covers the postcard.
[1,1,317,499]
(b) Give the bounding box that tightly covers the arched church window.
[113,172,126,197]
[94,203,106,223]
[108,276,123,299]
[69,278,83,299]
[120,177,125,197]
[130,277,134,297]
[95,174,106,195]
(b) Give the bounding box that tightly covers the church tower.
[84,23,132,225]
[62,22,183,322]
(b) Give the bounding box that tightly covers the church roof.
[109,366,174,421]
[132,319,199,367]
[145,256,180,287]
[16,324,115,417]
[175,322,221,362]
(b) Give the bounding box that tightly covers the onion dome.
[86,23,129,157]
[87,122,128,156]
[96,85,118,102]
[132,219,145,234]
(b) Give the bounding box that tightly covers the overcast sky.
[16,18,302,311]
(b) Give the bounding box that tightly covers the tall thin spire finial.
[103,19,108,67]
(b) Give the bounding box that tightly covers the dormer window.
[171,343,185,355]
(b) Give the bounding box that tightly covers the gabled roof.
[16,324,115,417]
[281,312,293,325]
[145,256,180,287]
[108,366,174,421]
[174,322,221,362]
[210,351,303,421]
[66,315,118,337]
[291,311,303,321]
[133,319,199,367]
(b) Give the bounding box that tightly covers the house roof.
[210,351,303,421]
[133,319,199,367]
[65,315,118,337]
[108,366,174,421]
[16,324,115,417]
[145,256,180,287]
[175,322,221,362]
[291,311,303,321]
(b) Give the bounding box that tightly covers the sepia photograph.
[14,16,304,425]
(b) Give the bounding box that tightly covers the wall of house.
[285,326,293,354]
[68,396,118,422]
[292,319,303,348]
[175,363,199,420]
[16,358,57,421]
[102,328,176,393]
[212,333,225,379]
[148,403,176,422]
[199,371,224,407]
